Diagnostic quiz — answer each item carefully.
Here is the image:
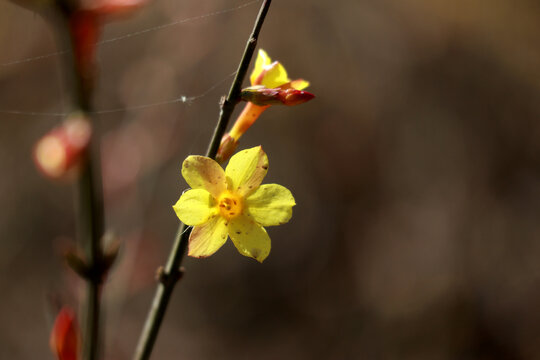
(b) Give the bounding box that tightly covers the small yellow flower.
[216,50,313,164]
[250,49,310,90]
[173,146,296,262]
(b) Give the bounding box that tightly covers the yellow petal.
[250,49,272,85]
[173,189,216,226]
[290,79,310,90]
[225,146,268,197]
[245,184,295,226]
[229,215,271,262]
[188,215,228,258]
[261,62,290,89]
[182,155,226,198]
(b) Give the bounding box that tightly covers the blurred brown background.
[1,0,540,359]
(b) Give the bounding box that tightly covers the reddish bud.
[215,134,239,164]
[50,307,79,360]
[34,114,92,179]
[69,0,148,76]
[240,86,315,107]
[69,0,147,88]
[88,0,148,17]
[277,88,315,106]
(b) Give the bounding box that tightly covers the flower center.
[217,192,243,220]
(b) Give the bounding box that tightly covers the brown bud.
[240,86,315,106]
[215,134,239,164]
[240,86,282,106]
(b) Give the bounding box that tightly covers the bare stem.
[77,153,104,360]
[54,10,105,360]
[132,1,273,359]
[72,57,105,360]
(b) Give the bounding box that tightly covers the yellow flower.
[216,49,313,164]
[250,49,310,90]
[173,146,296,262]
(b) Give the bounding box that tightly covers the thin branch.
[205,0,272,158]
[132,1,273,359]
[54,11,106,360]
[72,57,105,360]
[77,157,104,360]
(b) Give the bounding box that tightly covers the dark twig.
[132,1,273,359]
[54,11,106,360]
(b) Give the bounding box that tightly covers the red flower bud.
[276,88,315,106]
[34,114,92,179]
[69,11,100,85]
[89,0,149,17]
[50,307,79,360]
[67,0,146,86]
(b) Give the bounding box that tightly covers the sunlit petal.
[173,189,216,226]
[225,146,268,196]
[188,216,228,258]
[261,62,290,89]
[290,79,310,90]
[250,49,272,85]
[182,155,226,198]
[229,215,271,262]
[245,184,295,226]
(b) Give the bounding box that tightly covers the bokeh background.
[1,0,540,358]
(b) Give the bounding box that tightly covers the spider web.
[0,0,260,117]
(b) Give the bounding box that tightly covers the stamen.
[217,192,243,220]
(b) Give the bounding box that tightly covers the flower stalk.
[229,102,269,140]
[133,1,273,359]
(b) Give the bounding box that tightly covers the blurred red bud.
[68,0,147,79]
[88,0,148,17]
[50,307,79,360]
[69,11,100,83]
[34,114,92,179]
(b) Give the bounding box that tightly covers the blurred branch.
[132,1,273,359]
[55,11,106,360]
